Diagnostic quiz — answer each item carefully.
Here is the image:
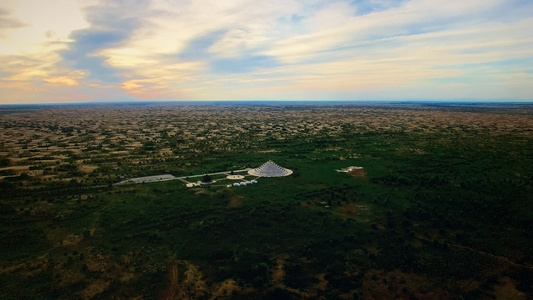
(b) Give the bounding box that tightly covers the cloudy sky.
[0,0,532,103]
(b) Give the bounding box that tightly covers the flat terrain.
[0,102,532,299]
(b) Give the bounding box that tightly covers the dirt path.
[160,261,210,300]
[416,235,533,270]
[448,243,533,270]
[161,262,181,300]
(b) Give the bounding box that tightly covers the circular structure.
[248,160,293,177]
[227,175,245,180]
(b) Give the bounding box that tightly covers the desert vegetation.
[1,102,532,299]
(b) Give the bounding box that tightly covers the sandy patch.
[332,203,371,220]
[315,273,328,291]
[270,254,325,298]
[0,165,30,175]
[337,203,358,216]
[349,168,367,178]
[57,270,85,288]
[226,175,244,180]
[61,234,83,247]
[229,196,243,208]
[271,253,289,286]
[78,164,97,173]
[86,254,113,273]
[0,254,49,276]
[493,277,527,300]
[78,279,111,300]
[119,271,137,283]
[362,269,447,300]
[210,279,241,299]
[27,169,43,177]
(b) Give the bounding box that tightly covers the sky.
[0,0,532,103]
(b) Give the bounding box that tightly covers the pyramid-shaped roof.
[248,160,293,177]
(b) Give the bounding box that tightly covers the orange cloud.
[44,76,79,86]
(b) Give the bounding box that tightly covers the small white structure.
[251,180,258,184]
[186,182,202,188]
[233,182,240,187]
[336,166,363,173]
[239,182,247,186]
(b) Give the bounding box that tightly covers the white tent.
[248,160,293,177]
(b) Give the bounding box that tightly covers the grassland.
[0,102,532,299]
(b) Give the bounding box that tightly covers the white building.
[248,160,293,177]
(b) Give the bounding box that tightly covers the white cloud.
[0,0,88,55]
[96,0,302,97]
[303,1,355,32]
[1,0,532,102]
[0,0,90,101]
[262,0,510,63]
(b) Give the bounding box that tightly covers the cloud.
[94,0,302,98]
[60,1,150,84]
[0,0,94,102]
[1,0,533,102]
[0,8,26,31]
[45,77,78,86]
[0,0,88,54]
[262,0,512,63]
[87,0,533,100]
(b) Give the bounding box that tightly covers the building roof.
[248,160,293,177]
[115,174,175,185]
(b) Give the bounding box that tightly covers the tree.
[0,156,10,167]
[202,174,212,183]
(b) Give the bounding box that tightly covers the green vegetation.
[0,103,532,299]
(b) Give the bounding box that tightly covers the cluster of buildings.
[227,180,258,187]
[112,160,293,188]
[227,161,292,187]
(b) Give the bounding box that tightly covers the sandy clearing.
[493,277,526,300]
[78,164,97,173]
[349,168,367,178]
[229,196,243,208]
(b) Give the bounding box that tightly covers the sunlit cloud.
[0,0,532,103]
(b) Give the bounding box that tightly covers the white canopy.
[248,160,293,177]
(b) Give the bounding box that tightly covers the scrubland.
[1,102,532,299]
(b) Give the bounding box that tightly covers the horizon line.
[2,99,533,106]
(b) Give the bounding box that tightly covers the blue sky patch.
[179,30,226,61]
[211,55,281,74]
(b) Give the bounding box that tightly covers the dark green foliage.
[263,288,299,300]
[284,262,318,289]
[0,208,51,261]
[202,174,212,183]
[1,104,532,299]
[0,156,10,167]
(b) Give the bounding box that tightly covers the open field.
[1,102,532,299]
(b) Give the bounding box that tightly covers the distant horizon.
[2,99,533,107]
